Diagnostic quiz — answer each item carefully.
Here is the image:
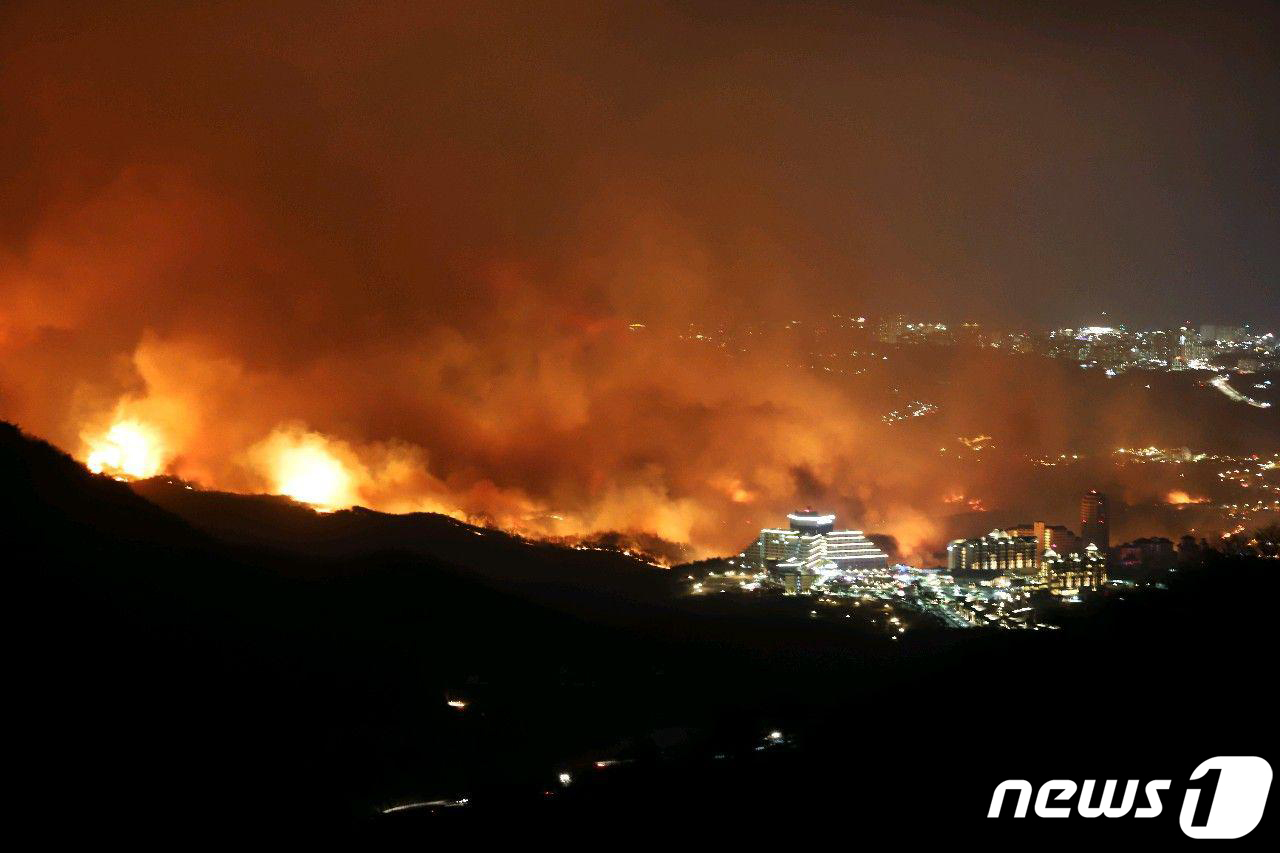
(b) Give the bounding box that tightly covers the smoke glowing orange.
[1166,490,1209,506]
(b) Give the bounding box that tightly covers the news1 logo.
[988,756,1272,839]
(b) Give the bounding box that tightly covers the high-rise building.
[946,529,1038,575]
[1007,522,1081,570]
[947,527,1107,591]
[1044,544,1107,594]
[758,528,800,563]
[751,510,888,593]
[1080,491,1109,552]
[875,314,908,344]
[1175,326,1210,366]
[1199,324,1249,345]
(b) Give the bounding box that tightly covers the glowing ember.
[84,420,167,479]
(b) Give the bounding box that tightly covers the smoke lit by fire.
[2,3,1277,564]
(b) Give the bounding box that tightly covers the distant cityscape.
[649,313,1280,535]
[688,493,1278,633]
[667,314,1279,380]
[658,315,1278,415]
[868,316,1277,378]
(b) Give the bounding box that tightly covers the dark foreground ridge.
[3,421,1274,842]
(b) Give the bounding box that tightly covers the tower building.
[751,509,888,593]
[1080,491,1110,552]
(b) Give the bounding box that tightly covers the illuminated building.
[1073,325,1128,370]
[946,529,1038,575]
[1007,522,1080,570]
[1134,329,1175,366]
[752,510,888,593]
[875,314,909,344]
[774,531,829,594]
[825,529,891,564]
[1044,544,1107,594]
[785,509,836,535]
[1175,325,1210,366]
[1080,490,1110,552]
[1200,324,1249,345]
[758,528,800,563]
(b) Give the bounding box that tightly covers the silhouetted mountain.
[4,421,1277,843]
[129,475,673,609]
[3,421,203,546]
[2,422,689,831]
[2,420,916,834]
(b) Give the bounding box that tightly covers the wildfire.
[257,429,356,510]
[84,419,168,480]
[1166,490,1209,506]
[942,493,987,512]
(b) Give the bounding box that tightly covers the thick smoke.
[2,2,1276,562]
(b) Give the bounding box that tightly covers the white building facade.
[752,510,889,593]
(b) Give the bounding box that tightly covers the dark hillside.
[3,421,1275,842]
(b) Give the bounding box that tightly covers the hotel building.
[946,529,1039,575]
[752,510,889,593]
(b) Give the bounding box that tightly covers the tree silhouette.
[1253,523,1280,558]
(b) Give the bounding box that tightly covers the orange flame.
[83,419,168,480]
[253,428,356,510]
